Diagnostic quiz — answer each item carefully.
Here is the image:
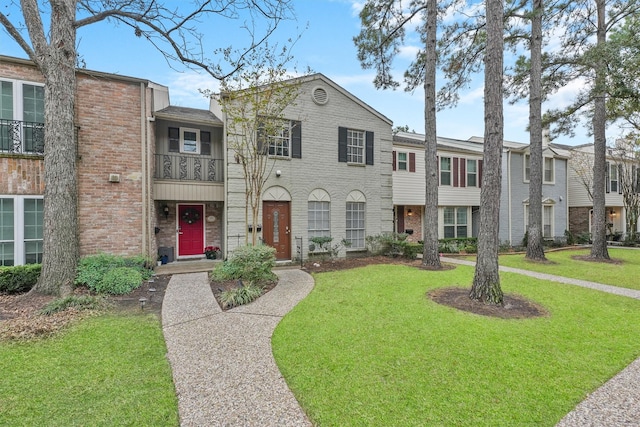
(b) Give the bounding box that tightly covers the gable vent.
[312,86,328,105]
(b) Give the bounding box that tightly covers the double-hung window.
[610,163,619,193]
[544,157,555,183]
[0,79,45,154]
[347,129,365,164]
[168,127,211,155]
[525,203,554,238]
[440,157,452,186]
[467,159,477,187]
[397,152,408,171]
[0,196,43,266]
[268,121,291,157]
[346,201,365,249]
[443,207,468,238]
[308,201,330,239]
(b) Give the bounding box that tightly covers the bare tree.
[217,46,302,246]
[470,0,504,304]
[570,148,595,202]
[608,140,640,242]
[0,0,294,295]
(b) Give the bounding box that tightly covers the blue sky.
[0,0,607,146]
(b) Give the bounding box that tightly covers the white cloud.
[164,71,219,109]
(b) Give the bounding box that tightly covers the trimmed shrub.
[95,267,143,295]
[212,245,276,285]
[403,243,422,260]
[0,264,41,294]
[75,253,152,292]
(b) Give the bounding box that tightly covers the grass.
[497,247,640,290]
[0,314,178,426]
[272,264,640,426]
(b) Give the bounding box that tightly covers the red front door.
[178,204,204,257]
[262,201,291,260]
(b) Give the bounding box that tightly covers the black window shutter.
[606,162,610,193]
[257,121,266,155]
[201,131,211,155]
[409,152,415,172]
[168,127,180,152]
[291,120,302,159]
[618,164,623,194]
[338,127,347,162]
[365,131,374,165]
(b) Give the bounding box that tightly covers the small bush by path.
[273,264,640,426]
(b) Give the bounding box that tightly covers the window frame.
[346,129,365,164]
[610,163,619,193]
[440,156,452,186]
[0,79,45,154]
[345,201,366,249]
[466,159,478,187]
[308,200,331,240]
[180,127,201,154]
[524,154,555,184]
[397,152,408,171]
[267,120,292,158]
[443,206,468,238]
[524,203,554,238]
[0,196,44,266]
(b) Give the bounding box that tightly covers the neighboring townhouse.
[565,143,640,239]
[392,132,569,246]
[1,55,169,266]
[212,73,395,261]
[392,132,483,243]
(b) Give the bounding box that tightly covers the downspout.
[140,82,148,257]
[222,106,229,259]
[565,158,569,237]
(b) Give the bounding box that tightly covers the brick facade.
[569,206,591,235]
[0,156,44,194]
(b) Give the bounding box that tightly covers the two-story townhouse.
[213,73,394,261]
[392,132,484,242]
[152,106,225,263]
[393,132,569,246]
[1,55,175,266]
[565,143,639,239]
[487,137,570,246]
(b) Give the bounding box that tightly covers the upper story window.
[338,127,374,165]
[392,151,416,172]
[347,129,365,164]
[0,79,45,154]
[524,154,555,184]
[168,127,211,155]
[609,162,619,193]
[268,121,291,157]
[467,159,478,187]
[440,157,452,186]
[544,157,555,183]
[397,152,407,171]
[257,119,301,159]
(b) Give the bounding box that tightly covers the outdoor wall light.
[276,170,282,177]
[407,209,413,216]
[162,204,170,219]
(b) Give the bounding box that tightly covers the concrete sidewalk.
[162,269,313,427]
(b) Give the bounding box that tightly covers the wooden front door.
[262,201,291,260]
[178,204,204,257]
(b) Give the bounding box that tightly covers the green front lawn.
[498,247,640,290]
[0,314,178,426]
[273,264,640,426]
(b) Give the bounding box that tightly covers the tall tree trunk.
[29,0,79,296]
[422,0,441,268]
[590,0,610,260]
[470,0,504,305]
[526,0,546,261]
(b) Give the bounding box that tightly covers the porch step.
[155,259,220,275]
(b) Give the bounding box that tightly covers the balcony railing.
[0,119,45,155]
[154,154,224,182]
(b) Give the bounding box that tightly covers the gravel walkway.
[443,255,640,426]
[162,269,313,427]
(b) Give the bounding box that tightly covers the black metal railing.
[153,154,224,182]
[0,119,45,155]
